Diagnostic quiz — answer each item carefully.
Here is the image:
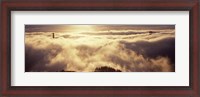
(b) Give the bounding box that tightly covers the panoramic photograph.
[25,25,175,72]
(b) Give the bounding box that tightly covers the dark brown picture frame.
[0,0,199,96]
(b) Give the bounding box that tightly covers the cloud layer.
[25,30,175,72]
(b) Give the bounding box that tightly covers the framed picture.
[1,0,199,96]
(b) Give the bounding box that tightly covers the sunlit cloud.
[25,25,175,72]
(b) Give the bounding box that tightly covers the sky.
[25,25,175,72]
[25,25,175,32]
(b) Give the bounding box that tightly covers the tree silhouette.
[58,70,75,72]
[94,66,121,72]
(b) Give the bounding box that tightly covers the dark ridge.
[94,66,122,72]
[58,70,75,72]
